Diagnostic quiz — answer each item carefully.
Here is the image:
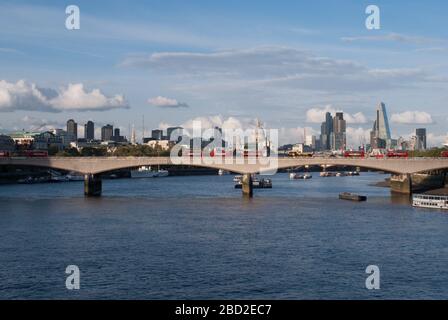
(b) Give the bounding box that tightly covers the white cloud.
[148,96,189,108]
[306,105,367,124]
[390,111,433,124]
[346,127,370,149]
[341,33,443,45]
[0,80,129,112]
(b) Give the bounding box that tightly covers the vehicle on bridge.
[386,150,408,158]
[287,151,313,158]
[441,151,448,158]
[0,150,11,158]
[0,150,48,158]
[343,150,365,158]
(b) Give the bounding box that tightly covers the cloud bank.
[148,96,189,108]
[306,105,367,124]
[0,80,129,112]
[390,111,433,124]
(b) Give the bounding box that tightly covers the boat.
[131,166,157,178]
[412,194,448,210]
[289,173,312,180]
[66,172,84,181]
[234,175,272,189]
[339,192,367,201]
[320,172,336,177]
[233,175,242,182]
[131,166,169,178]
[218,169,230,176]
[154,169,169,177]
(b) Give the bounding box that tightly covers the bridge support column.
[241,173,253,198]
[84,174,102,197]
[390,173,412,194]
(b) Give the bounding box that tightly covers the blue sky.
[1,0,448,146]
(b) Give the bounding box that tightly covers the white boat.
[289,173,312,180]
[131,166,157,178]
[131,166,169,178]
[66,172,84,181]
[154,169,169,177]
[412,194,448,210]
[218,169,229,176]
[233,175,242,182]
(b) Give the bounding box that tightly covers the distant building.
[320,112,333,151]
[415,128,427,150]
[9,131,63,150]
[305,135,316,150]
[84,121,94,140]
[370,102,392,149]
[151,129,163,140]
[111,127,127,143]
[145,139,174,151]
[0,134,15,151]
[66,119,78,142]
[167,126,183,141]
[332,112,346,151]
[101,124,114,141]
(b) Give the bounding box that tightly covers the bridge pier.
[241,173,253,198]
[390,174,412,194]
[84,174,102,197]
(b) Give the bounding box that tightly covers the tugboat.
[339,192,367,202]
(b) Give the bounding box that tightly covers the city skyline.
[1,0,448,147]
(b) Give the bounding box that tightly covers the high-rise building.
[167,126,183,141]
[305,135,316,150]
[151,129,163,140]
[114,128,120,138]
[101,124,113,141]
[415,128,427,150]
[66,119,77,142]
[332,112,346,151]
[84,121,94,140]
[370,102,392,149]
[320,112,333,151]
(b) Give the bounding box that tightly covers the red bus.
[343,150,365,158]
[21,150,49,157]
[386,150,408,158]
[441,151,448,158]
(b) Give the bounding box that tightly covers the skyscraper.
[151,129,163,140]
[101,124,113,141]
[370,102,392,149]
[415,128,427,150]
[332,112,346,151]
[66,119,77,142]
[84,121,94,140]
[320,112,333,151]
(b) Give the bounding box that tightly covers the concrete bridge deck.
[1,156,448,175]
[1,156,448,196]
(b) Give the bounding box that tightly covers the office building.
[84,121,94,140]
[151,129,163,140]
[415,128,427,150]
[66,119,77,142]
[101,124,114,141]
[332,112,346,151]
[320,112,333,151]
[370,102,392,149]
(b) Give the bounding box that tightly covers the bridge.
[1,156,448,197]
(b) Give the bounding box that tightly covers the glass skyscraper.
[370,102,392,149]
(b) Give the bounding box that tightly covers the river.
[0,172,447,299]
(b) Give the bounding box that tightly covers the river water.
[0,172,447,299]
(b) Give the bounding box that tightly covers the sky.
[0,0,448,147]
